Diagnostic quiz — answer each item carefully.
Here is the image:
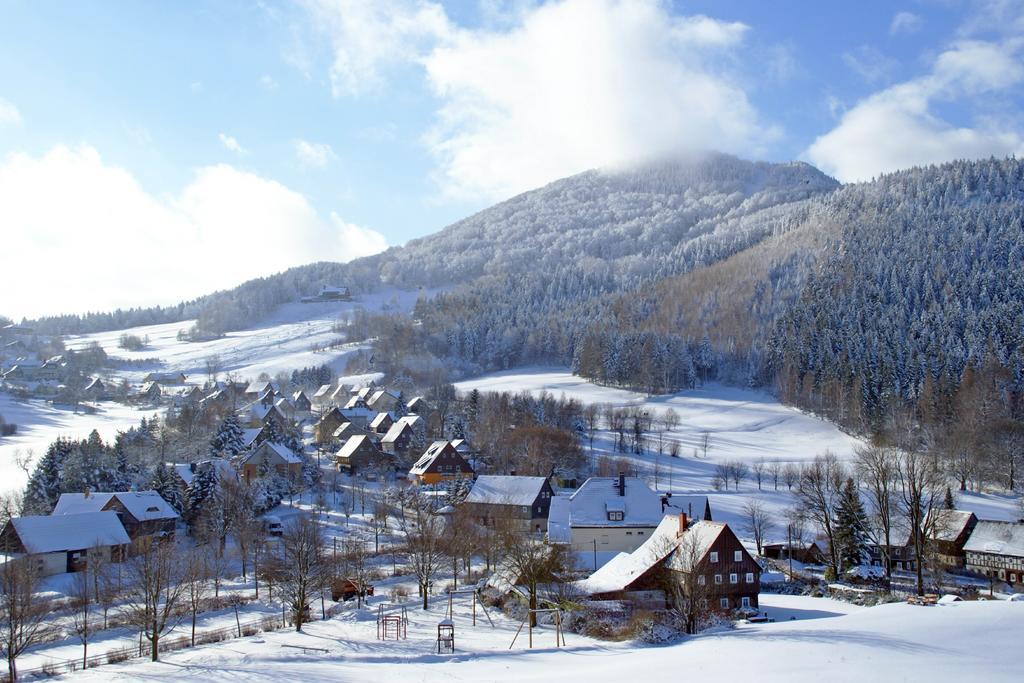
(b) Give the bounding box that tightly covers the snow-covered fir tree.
[833,477,870,572]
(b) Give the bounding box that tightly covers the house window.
[1011,573,1018,583]
[710,551,718,563]
[626,532,633,536]
[720,598,729,609]
[637,531,644,536]
[745,572,754,584]
[698,575,706,586]
[607,511,624,521]
[730,573,738,584]
[734,550,742,562]
[714,574,722,585]
[741,597,750,609]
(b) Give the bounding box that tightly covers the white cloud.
[0,97,21,126]
[306,0,773,201]
[294,139,337,168]
[219,133,246,154]
[302,0,453,97]
[890,11,923,35]
[806,39,1024,182]
[0,145,387,319]
[260,74,279,90]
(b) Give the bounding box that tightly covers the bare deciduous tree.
[742,499,772,555]
[403,508,446,610]
[895,449,945,596]
[0,557,50,681]
[856,444,898,582]
[795,453,845,577]
[121,539,189,661]
[275,516,331,631]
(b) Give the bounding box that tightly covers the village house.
[964,520,1024,587]
[315,407,348,443]
[461,475,554,533]
[331,421,378,446]
[144,372,187,385]
[366,389,401,412]
[53,490,179,543]
[83,377,107,401]
[241,425,271,451]
[244,402,289,430]
[335,434,386,475]
[170,459,238,497]
[369,411,395,434]
[239,441,303,484]
[0,511,131,576]
[867,521,919,572]
[405,396,430,415]
[931,509,979,569]
[137,380,162,403]
[292,390,312,414]
[548,475,664,564]
[179,385,204,405]
[245,380,276,396]
[577,513,762,613]
[408,440,475,486]
[312,383,334,408]
[381,415,424,461]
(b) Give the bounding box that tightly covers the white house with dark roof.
[547,475,663,562]
[965,520,1024,587]
[0,511,130,576]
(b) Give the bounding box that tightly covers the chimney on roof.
[677,512,688,538]
[618,472,625,497]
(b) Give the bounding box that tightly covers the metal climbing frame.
[376,604,408,640]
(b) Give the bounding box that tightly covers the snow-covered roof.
[382,415,420,443]
[930,509,976,543]
[560,477,663,528]
[964,521,1024,558]
[171,459,237,486]
[10,511,130,553]
[242,441,303,465]
[241,427,264,447]
[313,384,333,398]
[246,380,273,394]
[52,492,115,515]
[409,441,464,475]
[337,435,378,460]
[54,491,178,522]
[465,476,547,506]
[369,412,393,430]
[546,496,571,543]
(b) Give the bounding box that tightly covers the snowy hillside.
[65,289,425,383]
[60,596,1024,682]
[455,368,1022,541]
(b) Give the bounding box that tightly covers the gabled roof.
[241,427,265,448]
[964,521,1024,558]
[84,377,104,391]
[409,441,469,475]
[465,475,548,506]
[369,412,394,430]
[241,441,303,466]
[292,390,310,404]
[663,494,712,521]
[9,511,130,553]
[313,384,333,399]
[337,434,380,460]
[54,491,179,522]
[556,477,663,528]
[930,509,977,542]
[246,380,273,394]
[382,415,420,443]
[170,459,238,487]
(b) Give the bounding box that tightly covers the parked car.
[263,515,284,536]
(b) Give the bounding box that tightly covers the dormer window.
[607,511,624,521]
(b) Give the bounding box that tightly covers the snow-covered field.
[0,395,159,494]
[58,594,1024,682]
[64,289,427,384]
[455,368,1023,539]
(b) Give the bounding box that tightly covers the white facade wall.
[569,526,658,555]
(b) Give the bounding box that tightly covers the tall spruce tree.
[184,462,218,528]
[833,477,870,572]
[943,486,956,510]
[209,414,245,459]
[150,462,184,514]
[23,437,70,514]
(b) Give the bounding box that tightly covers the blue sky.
[1,0,1023,319]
